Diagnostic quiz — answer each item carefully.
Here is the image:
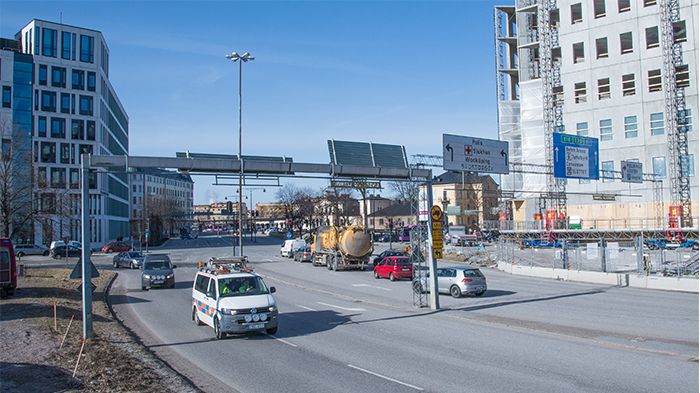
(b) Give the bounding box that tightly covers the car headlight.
[244,315,253,323]
[166,274,174,279]
[221,308,237,315]
[252,314,260,322]
[268,306,277,313]
[260,313,268,321]
[143,274,151,279]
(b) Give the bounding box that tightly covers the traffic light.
[226,201,233,214]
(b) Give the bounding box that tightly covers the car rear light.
[461,278,473,283]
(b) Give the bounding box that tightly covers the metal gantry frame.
[660,0,692,228]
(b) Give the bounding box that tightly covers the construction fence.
[495,239,698,278]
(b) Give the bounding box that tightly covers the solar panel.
[327,140,407,169]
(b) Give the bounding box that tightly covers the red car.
[102,241,131,253]
[373,256,413,281]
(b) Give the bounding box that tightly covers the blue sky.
[1,0,501,205]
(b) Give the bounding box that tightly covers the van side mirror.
[270,287,276,293]
[207,290,215,298]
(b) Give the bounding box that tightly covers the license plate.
[152,280,163,285]
[246,323,265,330]
[401,268,410,271]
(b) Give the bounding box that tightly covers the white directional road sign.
[443,134,509,174]
[621,160,643,183]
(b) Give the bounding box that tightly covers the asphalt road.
[52,234,699,392]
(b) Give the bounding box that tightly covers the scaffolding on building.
[660,0,693,228]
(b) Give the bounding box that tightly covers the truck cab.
[192,263,278,339]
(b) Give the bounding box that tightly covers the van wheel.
[374,271,380,279]
[193,307,203,326]
[17,252,25,258]
[450,285,462,298]
[113,260,118,268]
[131,262,137,269]
[389,273,396,281]
[214,318,224,339]
[266,326,278,335]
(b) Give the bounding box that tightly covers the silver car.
[414,266,487,298]
[14,244,49,257]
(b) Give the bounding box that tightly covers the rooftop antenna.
[59,11,63,24]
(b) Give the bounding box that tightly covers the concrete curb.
[497,261,699,293]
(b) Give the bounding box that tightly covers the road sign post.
[442,134,509,174]
[80,154,93,339]
[424,182,440,310]
[553,134,600,180]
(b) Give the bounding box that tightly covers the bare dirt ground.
[0,268,199,393]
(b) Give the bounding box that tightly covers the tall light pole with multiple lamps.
[226,51,254,256]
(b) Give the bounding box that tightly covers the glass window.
[681,155,695,177]
[80,35,94,63]
[624,115,638,138]
[648,69,662,92]
[60,93,70,113]
[50,168,66,188]
[646,26,659,48]
[51,66,66,88]
[34,90,38,110]
[598,78,610,99]
[87,72,96,91]
[602,161,615,182]
[594,0,606,18]
[72,70,85,90]
[51,117,66,138]
[61,31,71,59]
[42,28,57,57]
[595,37,608,59]
[37,116,47,137]
[38,65,47,85]
[652,156,666,178]
[40,142,56,163]
[576,122,588,136]
[574,82,586,103]
[60,143,70,164]
[675,65,689,88]
[1,86,10,108]
[37,167,47,187]
[70,169,80,188]
[678,109,692,133]
[650,112,664,136]
[622,73,635,96]
[620,32,633,54]
[673,20,687,43]
[643,0,656,6]
[86,120,96,141]
[41,91,56,112]
[600,119,613,141]
[573,42,585,63]
[571,3,583,24]
[618,0,630,12]
[71,119,84,140]
[79,95,93,115]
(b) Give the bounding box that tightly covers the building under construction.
[494,0,698,231]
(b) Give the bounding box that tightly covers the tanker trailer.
[326,226,373,271]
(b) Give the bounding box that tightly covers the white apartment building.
[130,168,194,241]
[495,0,698,227]
[15,19,130,246]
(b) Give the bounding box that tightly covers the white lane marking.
[265,334,298,348]
[352,284,392,291]
[296,304,317,311]
[317,302,365,312]
[347,364,424,391]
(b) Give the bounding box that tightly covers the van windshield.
[218,276,269,297]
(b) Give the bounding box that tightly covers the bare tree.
[276,184,318,236]
[388,181,419,204]
[0,121,34,240]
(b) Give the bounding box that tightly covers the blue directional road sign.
[553,134,599,180]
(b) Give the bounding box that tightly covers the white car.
[280,239,305,258]
[192,267,278,339]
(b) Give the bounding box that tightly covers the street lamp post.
[226,187,265,244]
[226,51,254,257]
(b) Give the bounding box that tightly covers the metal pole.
[142,173,146,252]
[238,59,244,257]
[80,154,92,339]
[425,178,440,310]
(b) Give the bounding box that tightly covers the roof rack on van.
[198,256,253,275]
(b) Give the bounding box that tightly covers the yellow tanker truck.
[312,226,373,271]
